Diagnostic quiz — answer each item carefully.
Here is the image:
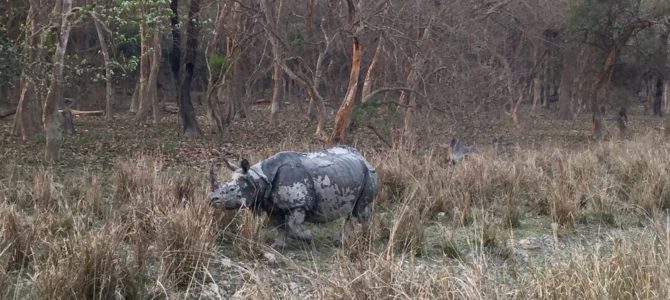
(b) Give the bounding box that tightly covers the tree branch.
[361,87,424,103]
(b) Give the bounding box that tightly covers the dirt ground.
[2,95,665,167]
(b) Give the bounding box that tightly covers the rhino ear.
[240,159,250,173]
[223,159,239,171]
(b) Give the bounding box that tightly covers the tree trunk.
[135,22,152,124]
[169,0,182,110]
[591,48,618,140]
[92,14,114,120]
[664,80,670,116]
[270,63,282,121]
[558,59,574,120]
[645,77,656,115]
[531,77,542,115]
[665,31,670,118]
[265,0,284,122]
[399,6,445,144]
[43,0,73,162]
[653,79,663,117]
[591,20,652,140]
[331,37,362,144]
[149,30,162,123]
[361,35,383,103]
[205,2,230,136]
[13,0,45,140]
[177,0,202,137]
[307,15,335,124]
[130,80,139,113]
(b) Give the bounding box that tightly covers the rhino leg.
[352,172,376,224]
[287,208,313,243]
[352,170,377,236]
[271,229,288,249]
[269,215,288,250]
[333,216,355,247]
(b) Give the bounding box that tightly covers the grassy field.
[2,104,670,299]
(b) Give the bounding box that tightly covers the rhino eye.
[229,187,235,192]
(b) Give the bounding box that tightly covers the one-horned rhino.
[208,145,378,249]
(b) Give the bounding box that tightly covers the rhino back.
[300,149,370,222]
[255,147,376,222]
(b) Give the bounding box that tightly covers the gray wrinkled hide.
[209,145,378,249]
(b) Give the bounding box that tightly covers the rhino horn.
[223,158,239,171]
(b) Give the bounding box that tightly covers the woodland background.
[2,0,670,299]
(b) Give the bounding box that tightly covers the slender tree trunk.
[265,0,284,122]
[261,0,327,138]
[130,80,139,113]
[399,69,420,140]
[169,0,182,111]
[178,0,202,137]
[664,80,670,116]
[531,77,541,115]
[43,0,73,162]
[149,30,161,123]
[92,14,114,120]
[331,37,362,144]
[13,0,45,140]
[645,77,656,115]
[307,16,334,123]
[558,59,574,120]
[135,23,151,124]
[205,2,230,136]
[270,63,282,121]
[362,35,383,103]
[665,30,670,119]
[399,6,445,144]
[666,83,670,136]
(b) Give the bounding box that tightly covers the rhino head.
[208,159,257,210]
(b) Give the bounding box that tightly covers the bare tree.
[260,0,335,138]
[590,19,653,140]
[666,26,670,135]
[361,34,383,103]
[205,0,257,136]
[43,0,73,162]
[12,0,48,140]
[134,1,162,125]
[398,3,447,144]
[260,0,285,122]
[91,12,114,120]
[172,0,202,137]
[330,0,364,144]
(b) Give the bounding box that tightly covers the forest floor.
[1,99,670,299]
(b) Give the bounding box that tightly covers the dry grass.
[2,134,670,298]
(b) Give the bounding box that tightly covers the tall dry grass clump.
[154,200,217,289]
[0,205,37,272]
[33,227,126,299]
[4,136,670,298]
[515,230,670,299]
[30,168,60,212]
[372,134,670,232]
[114,157,160,203]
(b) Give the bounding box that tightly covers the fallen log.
[58,109,104,116]
[0,108,16,119]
